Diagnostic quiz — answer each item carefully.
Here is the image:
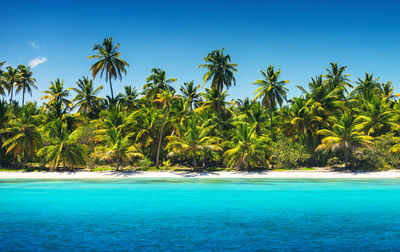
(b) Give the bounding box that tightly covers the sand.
[1,170,400,179]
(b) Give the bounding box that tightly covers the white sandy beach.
[1,170,400,179]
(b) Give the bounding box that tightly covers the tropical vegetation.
[1,37,400,171]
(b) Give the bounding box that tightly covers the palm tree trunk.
[192,149,198,172]
[269,100,274,141]
[344,149,349,169]
[109,79,114,100]
[22,87,25,106]
[115,157,120,171]
[269,94,275,141]
[9,88,13,104]
[305,130,313,152]
[23,149,28,167]
[236,164,241,172]
[217,82,223,121]
[217,100,222,121]
[269,110,273,139]
[156,105,168,168]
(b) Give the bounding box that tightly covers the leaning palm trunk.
[156,105,169,168]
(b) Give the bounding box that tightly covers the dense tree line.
[1,37,400,171]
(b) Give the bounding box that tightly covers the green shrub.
[351,133,400,170]
[270,137,311,169]
[162,160,172,169]
[327,157,341,167]
[138,157,153,169]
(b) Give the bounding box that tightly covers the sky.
[1,0,400,105]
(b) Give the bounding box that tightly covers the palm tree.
[316,112,373,168]
[15,65,37,105]
[324,62,353,95]
[167,96,189,127]
[297,75,344,117]
[42,79,71,107]
[71,77,103,117]
[354,95,398,136]
[38,119,86,171]
[166,117,222,171]
[93,127,143,171]
[180,81,201,111]
[0,61,5,89]
[47,99,70,121]
[153,90,178,168]
[96,103,126,130]
[41,79,71,119]
[236,98,252,115]
[101,94,123,109]
[247,102,268,136]
[199,48,238,93]
[88,37,129,100]
[352,73,380,100]
[236,101,267,136]
[143,68,176,100]
[224,123,269,170]
[119,85,139,110]
[1,103,42,165]
[0,61,5,74]
[0,100,9,132]
[196,88,235,121]
[1,66,19,103]
[288,97,322,148]
[253,65,289,140]
[127,107,162,161]
[0,100,10,161]
[379,81,399,101]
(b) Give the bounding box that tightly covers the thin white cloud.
[28,41,39,50]
[29,56,47,68]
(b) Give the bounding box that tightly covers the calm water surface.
[1,178,400,251]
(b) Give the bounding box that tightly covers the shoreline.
[1,170,400,179]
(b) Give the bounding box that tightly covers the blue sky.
[1,0,400,104]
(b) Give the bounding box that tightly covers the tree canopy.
[1,43,400,171]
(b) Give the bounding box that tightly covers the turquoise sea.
[1,179,400,251]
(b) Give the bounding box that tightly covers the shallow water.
[1,178,400,251]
